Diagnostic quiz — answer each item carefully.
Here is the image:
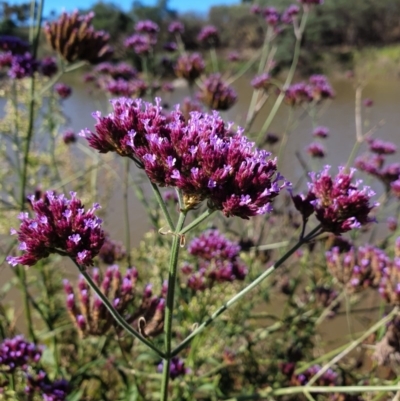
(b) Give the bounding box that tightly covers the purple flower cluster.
[285,75,334,106]
[104,78,147,97]
[281,5,300,24]
[9,52,39,79]
[40,56,58,78]
[0,35,30,54]
[367,138,397,155]
[293,365,337,386]
[227,51,240,62]
[158,357,189,379]
[54,83,72,99]
[313,126,329,138]
[64,265,165,336]
[62,129,77,145]
[363,98,374,107]
[94,62,137,81]
[168,21,184,34]
[197,25,219,46]
[292,166,377,234]
[197,73,237,111]
[391,179,400,198]
[26,370,70,401]
[182,229,247,291]
[298,0,324,5]
[306,142,326,158]
[124,33,156,55]
[174,52,205,83]
[263,7,280,26]
[135,20,159,34]
[7,191,105,267]
[82,97,288,218]
[0,336,42,372]
[326,245,390,291]
[98,233,126,265]
[251,73,271,91]
[378,243,400,305]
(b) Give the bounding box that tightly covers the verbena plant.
[0,1,400,400]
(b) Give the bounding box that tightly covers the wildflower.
[265,133,280,145]
[251,73,271,91]
[292,166,377,234]
[103,78,147,98]
[378,257,400,305]
[197,73,237,111]
[312,126,329,138]
[227,51,240,62]
[9,52,39,79]
[0,35,30,54]
[174,53,205,84]
[161,82,174,93]
[26,370,70,401]
[168,21,184,34]
[306,142,326,158]
[250,5,262,15]
[0,336,42,372]
[64,266,164,337]
[82,97,289,219]
[363,98,373,107]
[7,191,105,267]
[54,83,72,99]
[298,0,324,5]
[391,179,400,198]
[62,129,77,144]
[98,233,126,265]
[309,74,335,101]
[326,245,390,291]
[0,51,13,67]
[263,7,280,26]
[284,82,313,106]
[282,5,300,24]
[40,56,58,77]
[44,11,113,64]
[183,229,248,291]
[163,42,178,52]
[135,20,159,34]
[367,138,397,155]
[95,62,137,80]
[124,33,155,55]
[387,217,397,232]
[198,25,219,46]
[158,357,189,379]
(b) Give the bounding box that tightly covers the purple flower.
[7,191,105,267]
[298,0,324,5]
[82,97,289,219]
[163,41,178,52]
[284,82,313,106]
[168,21,184,34]
[294,365,337,386]
[25,370,70,401]
[9,52,39,79]
[95,62,137,80]
[197,73,237,111]
[0,336,42,372]
[135,20,159,34]
[282,5,300,24]
[306,142,326,158]
[263,7,280,26]
[251,73,271,90]
[367,138,397,155]
[40,56,58,77]
[62,129,77,144]
[312,126,329,138]
[227,51,240,62]
[387,216,397,232]
[54,83,72,99]
[103,78,147,97]
[98,233,126,265]
[293,166,377,234]
[0,51,13,67]
[124,33,155,55]
[391,179,400,199]
[0,35,30,54]
[264,133,280,145]
[197,25,219,46]
[309,74,335,101]
[174,53,205,83]
[158,357,189,379]
[250,5,262,15]
[363,98,374,107]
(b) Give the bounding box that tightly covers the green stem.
[71,259,165,358]
[171,225,322,357]
[256,10,309,145]
[160,211,187,401]
[179,208,216,235]
[210,46,219,73]
[123,159,132,266]
[150,181,174,231]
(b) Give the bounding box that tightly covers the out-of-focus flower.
[309,74,335,101]
[251,73,271,91]
[391,179,400,198]
[54,83,72,99]
[313,126,329,138]
[198,25,219,46]
[298,0,324,5]
[94,62,137,80]
[124,33,155,55]
[291,365,337,386]
[284,82,313,106]
[135,20,159,34]
[182,229,247,291]
[168,21,184,34]
[157,357,190,379]
[103,78,147,98]
[378,256,400,305]
[25,370,70,401]
[197,73,237,111]
[363,98,373,107]
[174,53,205,83]
[98,233,126,265]
[0,336,42,372]
[44,11,113,64]
[326,245,390,291]
[81,97,289,219]
[292,166,377,234]
[387,216,397,232]
[250,5,262,15]
[0,51,13,67]
[367,138,397,155]
[62,129,77,145]
[306,142,326,158]
[227,51,240,62]
[64,266,164,337]
[161,82,174,93]
[9,52,39,79]
[40,56,58,77]
[0,35,30,54]
[163,41,178,52]
[7,191,105,267]
[282,5,300,24]
[265,133,280,145]
[263,7,280,26]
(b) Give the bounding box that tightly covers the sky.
[39,0,239,17]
